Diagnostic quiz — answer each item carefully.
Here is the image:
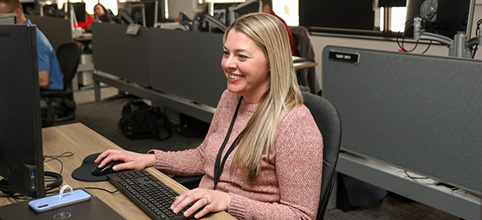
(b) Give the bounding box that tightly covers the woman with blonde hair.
[96,13,323,219]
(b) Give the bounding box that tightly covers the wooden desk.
[74,33,93,41]
[0,123,235,220]
[293,60,318,70]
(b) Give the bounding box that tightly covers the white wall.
[56,0,118,15]
[310,3,482,88]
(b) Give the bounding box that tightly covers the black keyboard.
[107,170,190,220]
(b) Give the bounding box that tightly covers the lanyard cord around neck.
[213,97,243,189]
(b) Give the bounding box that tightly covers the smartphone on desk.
[28,189,91,212]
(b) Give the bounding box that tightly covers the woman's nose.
[222,56,236,69]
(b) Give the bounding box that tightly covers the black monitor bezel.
[0,24,46,199]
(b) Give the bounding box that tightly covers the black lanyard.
[213,97,243,189]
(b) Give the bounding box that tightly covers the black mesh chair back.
[56,41,83,91]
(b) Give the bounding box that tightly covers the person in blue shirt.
[0,0,63,90]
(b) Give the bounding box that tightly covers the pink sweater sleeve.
[149,148,205,176]
[148,117,221,176]
[147,91,225,176]
[227,106,323,220]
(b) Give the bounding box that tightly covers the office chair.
[41,41,83,127]
[302,92,342,220]
[290,26,321,95]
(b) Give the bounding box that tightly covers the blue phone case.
[28,189,91,212]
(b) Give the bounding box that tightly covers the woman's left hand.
[171,188,231,219]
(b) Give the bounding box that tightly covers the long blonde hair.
[224,13,303,180]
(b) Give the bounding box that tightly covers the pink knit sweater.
[150,90,323,220]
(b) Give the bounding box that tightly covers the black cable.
[46,187,119,196]
[44,151,74,162]
[472,18,482,58]
[40,152,74,194]
[44,176,58,183]
[396,31,419,53]
[0,193,31,201]
[420,40,432,54]
[0,194,11,198]
[398,16,440,54]
[44,151,74,175]
[44,151,73,162]
[396,32,418,52]
[78,187,119,194]
[403,170,429,182]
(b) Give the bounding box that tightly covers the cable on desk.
[45,187,119,198]
[44,151,74,175]
[403,170,430,184]
[43,152,74,195]
[46,187,119,196]
[420,40,432,54]
[78,187,119,194]
[44,151,74,162]
[0,192,32,201]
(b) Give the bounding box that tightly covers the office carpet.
[70,87,459,220]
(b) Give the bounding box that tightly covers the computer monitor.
[127,3,146,26]
[68,2,86,23]
[0,25,46,198]
[141,0,162,26]
[404,0,475,39]
[211,2,241,26]
[228,0,261,25]
[116,9,135,25]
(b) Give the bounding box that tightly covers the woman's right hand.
[94,149,156,172]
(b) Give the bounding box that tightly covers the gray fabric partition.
[27,15,72,51]
[322,45,482,194]
[92,23,151,86]
[92,23,226,108]
[148,29,226,108]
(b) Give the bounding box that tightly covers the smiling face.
[221,30,270,104]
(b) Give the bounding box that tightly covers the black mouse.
[92,160,123,176]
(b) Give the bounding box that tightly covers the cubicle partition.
[91,23,227,122]
[322,46,482,219]
[148,29,226,108]
[27,15,72,51]
[92,23,151,87]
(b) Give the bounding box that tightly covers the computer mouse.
[91,160,123,176]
